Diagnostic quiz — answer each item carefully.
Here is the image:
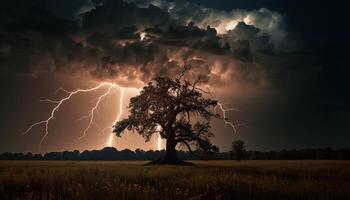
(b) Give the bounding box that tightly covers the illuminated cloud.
[1,0,275,91]
[126,0,298,52]
[1,0,347,152]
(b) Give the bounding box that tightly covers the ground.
[0,160,349,199]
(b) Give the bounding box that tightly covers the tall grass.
[0,160,349,199]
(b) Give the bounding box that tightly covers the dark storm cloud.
[1,0,348,151]
[144,23,230,54]
[126,0,301,52]
[0,0,330,105]
[81,1,171,34]
[0,0,80,72]
[45,0,99,19]
[225,22,273,54]
[1,0,275,88]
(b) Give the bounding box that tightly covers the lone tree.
[231,140,246,161]
[113,67,221,165]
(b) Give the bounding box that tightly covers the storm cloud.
[0,0,291,89]
[1,0,348,152]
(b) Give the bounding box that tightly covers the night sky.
[0,0,349,153]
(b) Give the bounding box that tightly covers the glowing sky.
[0,0,349,153]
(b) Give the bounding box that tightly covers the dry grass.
[0,160,349,199]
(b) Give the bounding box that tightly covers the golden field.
[0,160,349,199]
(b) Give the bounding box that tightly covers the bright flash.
[140,32,146,41]
[225,20,238,31]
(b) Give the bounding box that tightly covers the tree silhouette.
[231,140,246,161]
[113,66,220,165]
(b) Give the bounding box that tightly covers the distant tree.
[113,66,221,165]
[231,140,246,161]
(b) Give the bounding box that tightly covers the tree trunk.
[147,132,193,165]
[163,134,177,163]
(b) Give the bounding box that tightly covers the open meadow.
[0,160,349,200]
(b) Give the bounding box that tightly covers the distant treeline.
[0,147,349,160]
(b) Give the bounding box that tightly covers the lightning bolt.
[23,81,237,150]
[203,89,243,135]
[23,82,119,147]
[157,134,163,150]
[107,87,124,147]
[77,85,116,140]
[155,125,163,150]
[215,103,242,135]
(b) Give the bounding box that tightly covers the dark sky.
[0,0,349,153]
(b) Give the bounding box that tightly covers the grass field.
[0,160,349,199]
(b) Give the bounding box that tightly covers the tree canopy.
[113,67,220,164]
[231,140,246,161]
